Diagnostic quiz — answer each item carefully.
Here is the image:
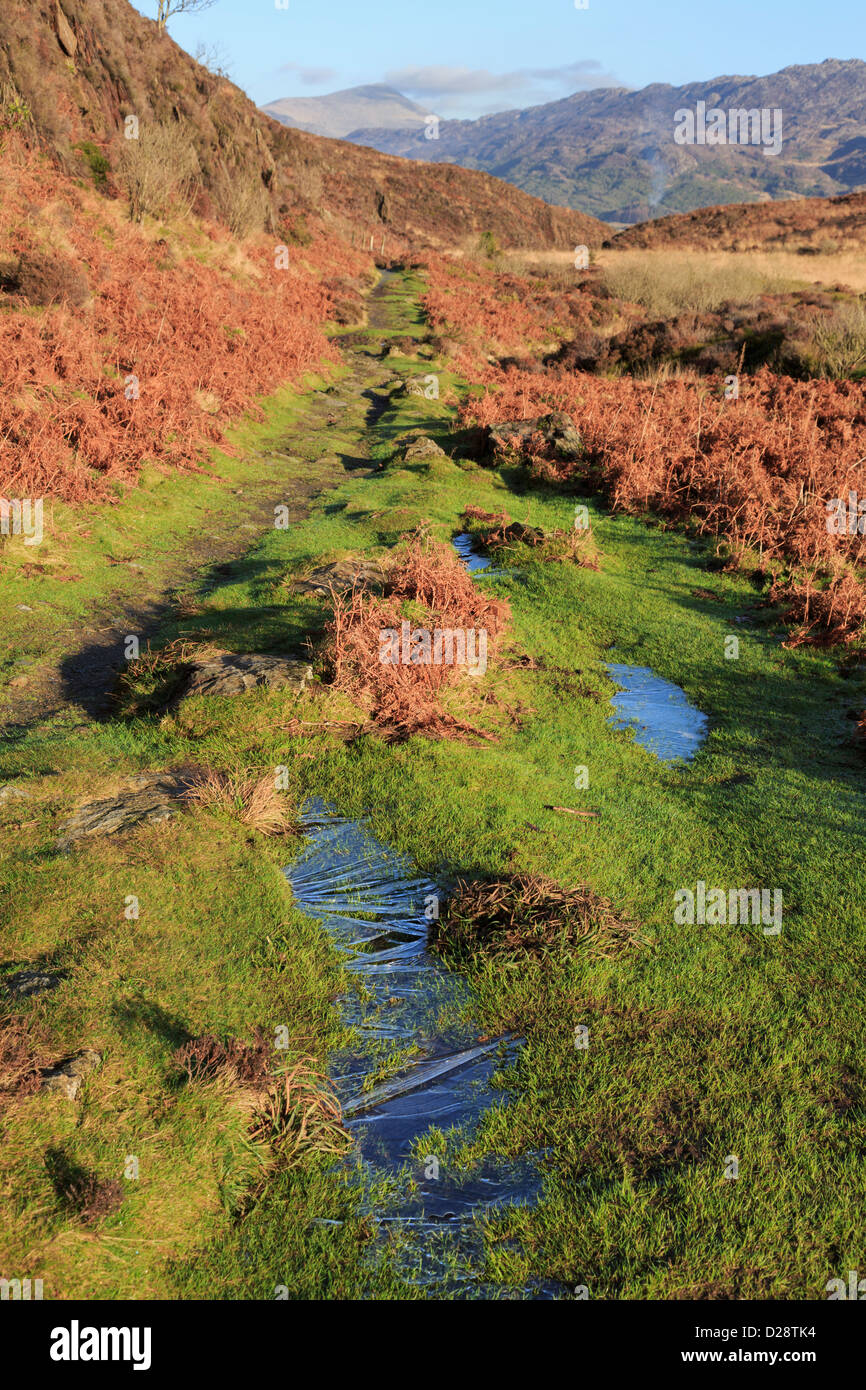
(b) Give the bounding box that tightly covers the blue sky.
[136,1,864,117]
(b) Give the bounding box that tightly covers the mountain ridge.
[276,59,866,223]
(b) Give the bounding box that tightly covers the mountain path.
[1,275,403,735]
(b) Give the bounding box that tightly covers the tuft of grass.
[806,298,866,378]
[248,1058,350,1164]
[174,1031,349,1166]
[185,770,295,837]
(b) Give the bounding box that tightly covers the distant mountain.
[262,84,432,140]
[333,60,866,224]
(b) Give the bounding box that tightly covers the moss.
[74,141,110,190]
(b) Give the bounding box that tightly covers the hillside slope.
[608,190,866,252]
[336,60,866,223]
[0,0,607,250]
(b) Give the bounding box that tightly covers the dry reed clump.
[44,1151,124,1226]
[70,1176,124,1225]
[430,874,643,961]
[173,1030,349,1164]
[770,571,866,646]
[0,1012,43,1103]
[184,770,295,836]
[323,537,510,740]
[461,505,599,568]
[174,1028,274,1089]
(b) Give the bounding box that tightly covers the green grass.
[2,268,864,1300]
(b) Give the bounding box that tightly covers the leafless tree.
[194,41,232,79]
[156,0,217,33]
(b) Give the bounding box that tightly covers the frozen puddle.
[284,801,547,1296]
[606,663,708,762]
[452,532,491,572]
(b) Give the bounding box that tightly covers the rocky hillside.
[336,60,866,223]
[0,0,607,250]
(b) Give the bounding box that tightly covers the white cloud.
[279,62,339,86]
[383,60,621,104]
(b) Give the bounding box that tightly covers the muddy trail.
[0,272,403,735]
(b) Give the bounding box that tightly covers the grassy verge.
[2,268,864,1299]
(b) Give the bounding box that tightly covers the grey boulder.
[174,651,313,703]
[56,772,188,850]
[42,1050,102,1101]
[6,970,62,999]
[294,560,388,595]
[489,411,585,462]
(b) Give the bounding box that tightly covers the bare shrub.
[117,120,200,223]
[193,41,233,80]
[211,162,270,238]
